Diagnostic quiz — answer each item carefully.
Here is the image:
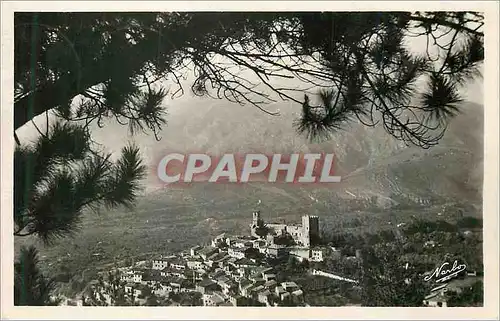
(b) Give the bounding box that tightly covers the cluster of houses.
[74,210,485,307]
[85,213,335,306]
[115,230,329,306]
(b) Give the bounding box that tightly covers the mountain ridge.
[87,97,484,213]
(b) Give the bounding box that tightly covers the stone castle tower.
[250,211,320,245]
[252,211,260,224]
[301,215,320,247]
[252,211,264,227]
[250,210,264,237]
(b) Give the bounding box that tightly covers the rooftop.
[209,252,228,261]
[281,281,299,288]
[198,278,217,287]
[214,233,227,239]
[142,274,163,282]
[152,258,170,262]
[169,277,184,285]
[426,293,447,302]
[235,258,256,266]
[447,276,482,291]
[230,246,250,253]
[239,280,252,287]
[259,290,272,297]
[216,276,230,283]
[238,236,257,241]
[199,246,218,255]
[261,267,274,274]
[212,292,225,303]
[169,258,187,265]
[264,280,277,288]
[219,255,232,262]
[209,270,225,279]
[240,282,254,290]
[276,285,286,293]
[187,258,202,262]
[251,285,265,293]
[161,266,183,274]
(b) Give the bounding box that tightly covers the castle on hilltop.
[250,211,320,247]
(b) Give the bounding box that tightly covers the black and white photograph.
[1,1,499,320]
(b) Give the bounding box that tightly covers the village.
[77,211,360,307]
[59,210,484,308]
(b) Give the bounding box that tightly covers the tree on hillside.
[145,293,160,306]
[359,245,431,306]
[14,246,60,306]
[14,11,483,305]
[447,280,484,306]
[254,224,270,238]
[13,124,146,304]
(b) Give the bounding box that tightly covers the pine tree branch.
[360,66,438,148]
[14,132,21,146]
[409,14,483,37]
[14,217,36,235]
[14,11,484,153]
[14,71,99,130]
[14,230,34,237]
[438,28,461,74]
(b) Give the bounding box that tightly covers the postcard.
[1,1,498,320]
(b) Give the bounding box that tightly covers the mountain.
[90,95,483,209]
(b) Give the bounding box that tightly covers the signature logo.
[424,260,467,283]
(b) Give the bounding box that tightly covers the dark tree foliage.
[359,245,431,306]
[447,281,484,307]
[14,123,146,242]
[15,12,483,147]
[456,216,483,229]
[404,219,458,235]
[13,11,483,305]
[14,246,60,306]
[293,12,483,147]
